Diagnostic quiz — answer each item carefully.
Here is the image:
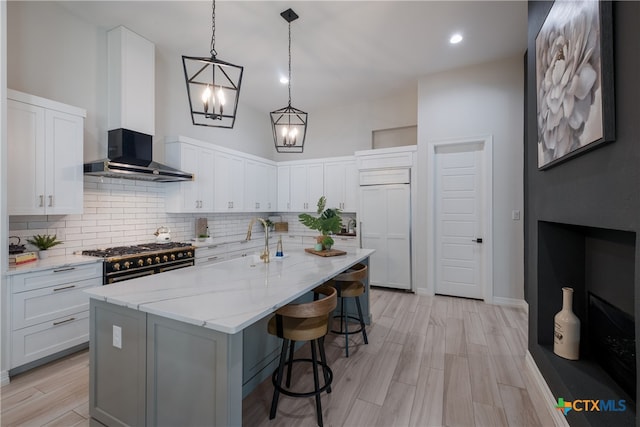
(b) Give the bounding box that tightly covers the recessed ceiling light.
[450,33,463,44]
[280,76,289,84]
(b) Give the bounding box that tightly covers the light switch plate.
[113,325,122,349]
[512,210,521,220]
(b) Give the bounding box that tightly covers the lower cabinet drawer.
[195,253,227,266]
[334,236,359,248]
[12,278,99,329]
[11,310,89,369]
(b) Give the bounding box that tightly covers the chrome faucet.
[246,217,270,263]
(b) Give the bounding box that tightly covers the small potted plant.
[27,234,63,259]
[299,196,342,250]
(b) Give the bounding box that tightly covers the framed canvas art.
[536,0,614,169]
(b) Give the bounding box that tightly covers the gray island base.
[86,248,374,426]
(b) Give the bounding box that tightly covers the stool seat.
[268,285,337,427]
[332,280,365,298]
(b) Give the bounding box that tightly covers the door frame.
[426,135,493,303]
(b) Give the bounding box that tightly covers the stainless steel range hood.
[84,129,193,182]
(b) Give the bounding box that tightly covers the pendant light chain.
[287,20,292,107]
[210,0,217,58]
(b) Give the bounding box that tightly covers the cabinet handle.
[53,284,76,292]
[53,267,76,273]
[53,317,76,326]
[49,195,53,207]
[39,195,44,207]
[207,256,219,261]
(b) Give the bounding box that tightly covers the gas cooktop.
[83,242,195,258]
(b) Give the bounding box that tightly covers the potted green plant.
[27,234,63,259]
[298,196,342,250]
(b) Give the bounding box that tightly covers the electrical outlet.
[512,210,521,220]
[113,325,122,349]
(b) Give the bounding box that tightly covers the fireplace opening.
[589,292,636,402]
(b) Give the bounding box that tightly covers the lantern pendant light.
[271,8,307,153]
[182,0,243,128]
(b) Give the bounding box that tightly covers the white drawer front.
[334,236,359,248]
[12,278,100,330]
[195,252,227,266]
[10,263,102,293]
[195,244,228,260]
[11,311,89,369]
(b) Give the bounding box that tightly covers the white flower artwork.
[536,0,609,169]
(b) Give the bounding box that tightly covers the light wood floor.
[1,288,556,427]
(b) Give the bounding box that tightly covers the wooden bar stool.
[267,284,337,427]
[328,262,369,357]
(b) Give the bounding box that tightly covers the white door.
[360,184,411,290]
[434,144,484,299]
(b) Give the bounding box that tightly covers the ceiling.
[58,1,527,113]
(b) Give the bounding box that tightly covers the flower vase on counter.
[553,287,580,360]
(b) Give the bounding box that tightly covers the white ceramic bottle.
[553,287,580,360]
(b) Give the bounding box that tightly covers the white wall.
[275,85,418,161]
[6,1,274,163]
[416,56,524,301]
[1,0,9,385]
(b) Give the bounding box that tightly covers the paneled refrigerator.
[359,170,411,290]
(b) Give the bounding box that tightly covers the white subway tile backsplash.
[10,176,349,255]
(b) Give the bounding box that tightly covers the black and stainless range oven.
[83,242,196,284]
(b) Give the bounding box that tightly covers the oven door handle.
[158,262,193,273]
[108,270,155,284]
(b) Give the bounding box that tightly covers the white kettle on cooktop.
[154,226,171,243]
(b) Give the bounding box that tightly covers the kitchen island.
[85,247,374,427]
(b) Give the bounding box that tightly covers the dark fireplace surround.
[526,2,640,427]
[538,222,636,404]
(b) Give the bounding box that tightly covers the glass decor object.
[182,0,243,128]
[270,8,308,153]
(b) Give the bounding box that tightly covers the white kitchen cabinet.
[245,160,269,212]
[107,26,155,135]
[7,90,85,216]
[266,164,277,212]
[165,141,214,213]
[194,244,229,266]
[277,166,291,211]
[290,163,324,212]
[214,151,244,212]
[6,262,102,370]
[324,159,358,212]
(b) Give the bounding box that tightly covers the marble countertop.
[86,246,374,334]
[6,254,103,276]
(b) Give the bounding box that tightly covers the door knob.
[472,238,483,243]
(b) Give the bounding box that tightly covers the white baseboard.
[525,351,569,427]
[492,296,528,311]
[414,288,433,297]
[1,369,9,386]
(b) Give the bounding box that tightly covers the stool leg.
[285,340,296,388]
[310,339,324,427]
[318,336,331,394]
[270,338,290,420]
[342,297,350,357]
[355,296,368,345]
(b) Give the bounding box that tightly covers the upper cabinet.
[289,163,324,212]
[164,137,277,214]
[7,90,86,216]
[277,166,291,211]
[245,160,276,212]
[324,159,358,212]
[214,151,245,212]
[107,26,155,135]
[165,140,214,213]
